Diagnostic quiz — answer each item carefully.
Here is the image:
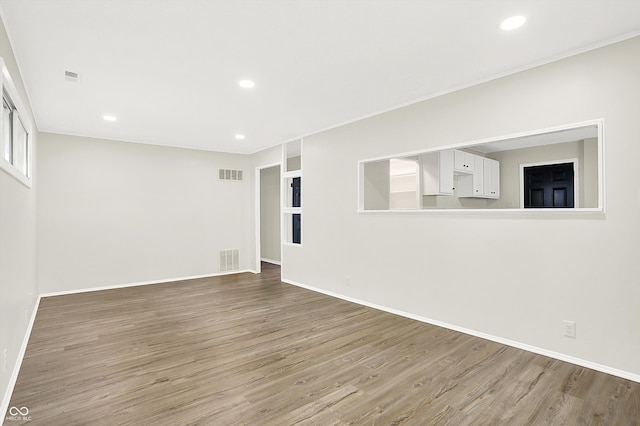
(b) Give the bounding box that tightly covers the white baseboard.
[260,258,281,266]
[1,295,41,420]
[281,278,640,384]
[40,269,253,298]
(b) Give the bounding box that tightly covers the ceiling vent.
[64,70,79,82]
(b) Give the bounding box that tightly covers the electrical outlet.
[563,320,576,338]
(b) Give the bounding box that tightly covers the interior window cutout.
[359,120,603,213]
[285,139,301,173]
[283,139,303,245]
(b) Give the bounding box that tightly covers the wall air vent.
[219,249,239,272]
[218,169,244,181]
[64,70,79,82]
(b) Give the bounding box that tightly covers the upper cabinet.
[454,150,475,173]
[483,158,500,199]
[457,154,500,199]
[422,149,499,199]
[421,150,454,196]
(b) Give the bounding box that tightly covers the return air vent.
[220,249,239,272]
[64,70,79,81]
[218,169,244,181]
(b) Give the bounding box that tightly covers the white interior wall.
[281,36,640,379]
[260,165,281,263]
[0,16,38,413]
[37,133,251,293]
[249,145,282,271]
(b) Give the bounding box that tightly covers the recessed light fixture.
[235,134,246,140]
[103,115,117,122]
[238,79,255,89]
[500,15,526,31]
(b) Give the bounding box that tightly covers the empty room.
[1,1,640,424]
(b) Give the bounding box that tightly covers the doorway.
[256,164,281,273]
[521,160,577,208]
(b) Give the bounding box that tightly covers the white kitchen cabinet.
[421,150,454,196]
[454,150,475,173]
[457,156,500,199]
[483,157,500,199]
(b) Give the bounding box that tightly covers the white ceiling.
[1,0,639,154]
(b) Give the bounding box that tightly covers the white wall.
[37,133,251,293]
[260,165,281,263]
[0,16,38,413]
[248,145,282,271]
[282,36,640,379]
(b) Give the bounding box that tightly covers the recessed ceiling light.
[500,15,526,31]
[103,115,117,122]
[235,134,246,140]
[238,80,255,89]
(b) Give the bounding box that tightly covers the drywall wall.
[281,36,640,378]
[363,160,390,210]
[0,16,38,415]
[37,133,251,293]
[260,165,281,263]
[248,144,282,271]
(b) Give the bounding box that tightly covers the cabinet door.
[454,150,474,173]
[483,158,500,198]
[439,150,454,194]
[421,150,454,195]
[472,156,484,196]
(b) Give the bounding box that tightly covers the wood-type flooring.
[5,263,640,425]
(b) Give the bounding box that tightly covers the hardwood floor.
[5,263,640,425]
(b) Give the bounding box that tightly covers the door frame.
[254,162,282,273]
[519,158,579,208]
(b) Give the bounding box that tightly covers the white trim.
[357,118,605,214]
[519,158,579,209]
[39,270,253,298]
[0,57,33,188]
[1,295,41,419]
[281,277,640,384]
[358,207,605,216]
[260,258,282,266]
[255,162,282,273]
[282,140,303,247]
[597,121,606,213]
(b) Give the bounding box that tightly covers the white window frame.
[0,57,33,188]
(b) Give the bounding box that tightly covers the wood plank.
[5,263,640,425]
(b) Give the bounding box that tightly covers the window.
[0,58,33,187]
[283,140,302,245]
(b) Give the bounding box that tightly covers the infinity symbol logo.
[9,406,29,416]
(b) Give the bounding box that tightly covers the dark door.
[524,163,574,208]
